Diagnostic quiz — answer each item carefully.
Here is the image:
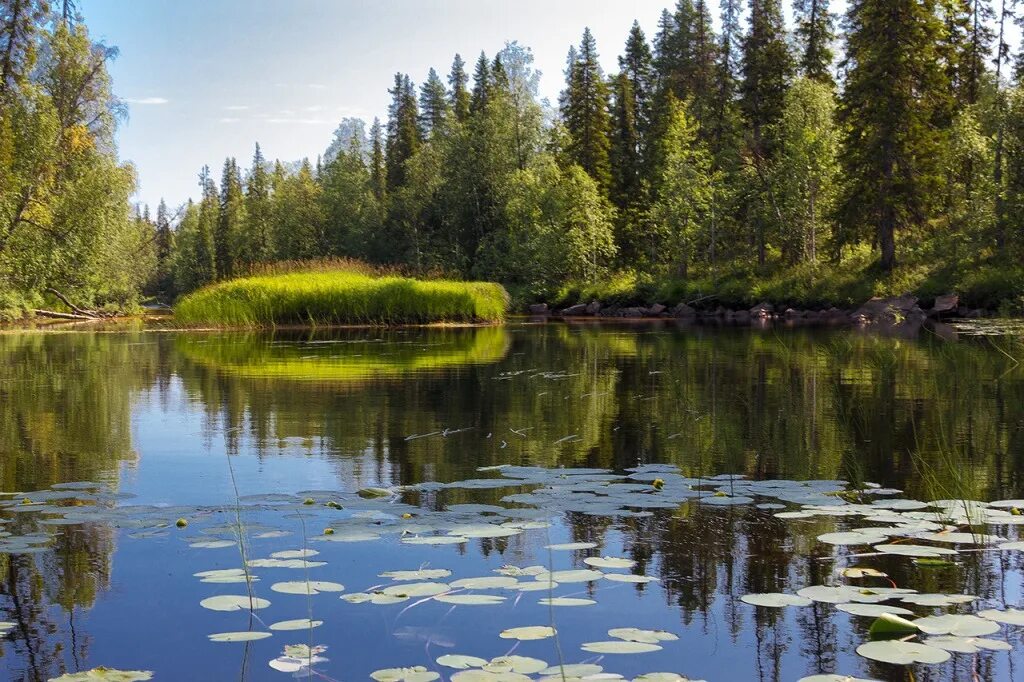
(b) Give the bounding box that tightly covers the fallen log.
[31,309,98,321]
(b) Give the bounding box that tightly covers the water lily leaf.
[246,558,326,569]
[978,608,1024,625]
[358,487,393,498]
[270,548,319,559]
[741,593,811,608]
[199,595,270,611]
[450,576,518,589]
[925,636,1013,653]
[457,526,522,539]
[796,586,856,604]
[496,565,546,577]
[437,654,489,669]
[841,568,888,579]
[381,569,452,581]
[434,594,506,605]
[381,582,450,597]
[913,614,1000,637]
[538,597,596,607]
[48,668,154,681]
[901,594,977,607]
[451,671,531,682]
[874,544,958,557]
[269,618,322,631]
[816,532,883,546]
[270,580,344,595]
[194,568,254,584]
[581,641,662,654]
[514,581,558,592]
[484,656,547,674]
[535,569,603,583]
[604,573,659,584]
[188,540,236,549]
[855,640,951,665]
[608,627,678,644]
[868,613,919,638]
[402,535,468,545]
[370,666,439,682]
[797,676,881,682]
[538,664,603,676]
[836,603,913,617]
[583,556,636,569]
[544,542,597,551]
[208,631,273,642]
[914,532,1005,545]
[499,625,556,640]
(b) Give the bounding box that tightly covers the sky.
[84,0,676,210]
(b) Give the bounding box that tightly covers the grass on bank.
[543,246,1024,314]
[173,268,509,327]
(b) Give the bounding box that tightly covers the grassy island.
[173,268,508,327]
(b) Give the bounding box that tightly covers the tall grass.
[174,268,509,327]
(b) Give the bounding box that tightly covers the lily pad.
[855,640,951,665]
[978,608,1024,625]
[434,594,506,605]
[499,625,556,640]
[450,576,518,590]
[269,618,323,631]
[544,542,597,550]
[741,593,811,608]
[437,654,489,669]
[484,656,547,674]
[583,556,636,569]
[208,631,273,642]
[925,636,1013,653]
[48,669,154,681]
[581,640,662,654]
[270,580,344,595]
[913,614,1001,636]
[381,569,452,581]
[535,569,603,583]
[370,666,439,682]
[603,573,658,584]
[538,597,596,607]
[199,595,270,611]
[836,603,913,617]
[608,627,678,643]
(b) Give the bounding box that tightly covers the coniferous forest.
[5,0,1024,318]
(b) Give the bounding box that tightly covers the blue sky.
[85,0,674,210]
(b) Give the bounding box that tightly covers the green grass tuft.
[173,268,509,327]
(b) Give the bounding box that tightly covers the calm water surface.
[2,321,1024,681]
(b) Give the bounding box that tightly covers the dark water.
[1,321,1023,682]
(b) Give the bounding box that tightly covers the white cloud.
[267,117,331,125]
[218,117,240,123]
[304,105,325,112]
[224,105,249,111]
[307,83,328,90]
[126,96,169,105]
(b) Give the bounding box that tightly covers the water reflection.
[0,323,1021,680]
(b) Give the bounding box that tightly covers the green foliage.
[173,266,509,327]
[561,28,613,193]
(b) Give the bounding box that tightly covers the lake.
[1,320,1023,682]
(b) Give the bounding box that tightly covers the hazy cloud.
[224,105,249,111]
[126,96,169,105]
[218,117,241,123]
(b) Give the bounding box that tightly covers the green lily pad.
[544,542,597,550]
[483,656,547,674]
[450,576,518,589]
[270,548,319,559]
[583,556,636,569]
[199,595,270,611]
[208,631,273,642]
[369,666,439,682]
[380,582,450,597]
[434,594,506,605]
[741,593,812,608]
[48,668,154,681]
[608,627,678,643]
[270,580,344,595]
[836,603,913,618]
[603,573,658,584]
[381,569,452,581]
[855,640,951,665]
[269,618,322,631]
[538,597,596,607]
[436,654,489,669]
[978,608,1024,625]
[535,569,603,583]
[925,636,1013,653]
[913,614,1000,636]
[581,640,662,654]
[499,625,556,640]
[868,613,919,638]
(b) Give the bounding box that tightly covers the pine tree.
[562,28,613,193]
[838,0,950,270]
[419,67,450,137]
[470,52,491,114]
[794,0,836,85]
[448,53,471,122]
[741,0,795,159]
[385,73,420,190]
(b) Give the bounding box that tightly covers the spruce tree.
[561,28,613,193]
[385,73,420,190]
[369,117,386,203]
[244,143,273,264]
[612,22,655,212]
[448,53,471,122]
[419,67,450,137]
[195,165,218,286]
[470,52,491,114]
[793,0,836,85]
[838,0,950,270]
[741,0,794,159]
[216,158,244,279]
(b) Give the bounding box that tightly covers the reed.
[174,268,509,327]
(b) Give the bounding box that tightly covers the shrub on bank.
[174,269,509,327]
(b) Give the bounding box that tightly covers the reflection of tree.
[0,332,159,681]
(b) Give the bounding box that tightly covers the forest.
[4,0,1024,319]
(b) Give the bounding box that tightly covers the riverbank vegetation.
[4,1,1024,321]
[173,263,508,327]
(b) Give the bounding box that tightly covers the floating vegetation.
[199,595,271,611]
[207,631,272,642]
[48,669,154,681]
[498,626,556,641]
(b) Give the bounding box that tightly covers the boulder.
[671,302,697,318]
[929,293,959,317]
[749,301,774,318]
[620,307,644,318]
[646,303,667,317]
[729,309,751,322]
[853,295,922,324]
[561,303,588,316]
[528,303,549,315]
[784,308,805,319]
[585,300,601,315]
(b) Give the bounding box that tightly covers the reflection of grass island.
[173,265,509,327]
[176,327,510,382]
